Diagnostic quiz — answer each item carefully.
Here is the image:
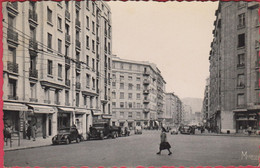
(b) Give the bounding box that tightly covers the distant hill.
[182,98,203,113]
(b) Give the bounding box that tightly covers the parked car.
[87,122,117,140]
[180,126,192,134]
[170,127,178,135]
[134,126,142,134]
[52,126,81,145]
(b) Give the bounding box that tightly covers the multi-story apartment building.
[209,1,259,133]
[111,56,166,129]
[202,78,210,127]
[2,1,112,139]
[182,104,192,125]
[165,93,178,126]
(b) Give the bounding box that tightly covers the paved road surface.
[4,130,259,167]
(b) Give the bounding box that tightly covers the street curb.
[4,144,52,152]
[191,134,260,138]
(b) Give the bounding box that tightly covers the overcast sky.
[107,1,218,99]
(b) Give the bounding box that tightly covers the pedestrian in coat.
[157,127,172,155]
[26,122,32,140]
[31,123,37,141]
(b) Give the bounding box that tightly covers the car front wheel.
[76,137,80,143]
[66,138,70,145]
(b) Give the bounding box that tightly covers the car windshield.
[184,126,190,129]
[59,128,70,133]
[93,123,106,127]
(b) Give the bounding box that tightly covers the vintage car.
[52,127,81,145]
[134,126,142,134]
[87,122,117,140]
[180,126,195,135]
[180,126,191,134]
[170,127,179,135]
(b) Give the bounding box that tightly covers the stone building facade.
[2,1,112,139]
[111,56,166,129]
[209,1,259,133]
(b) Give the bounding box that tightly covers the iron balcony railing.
[75,19,81,28]
[65,34,71,43]
[29,68,38,78]
[65,10,70,20]
[7,61,18,73]
[65,79,70,87]
[29,9,38,22]
[29,39,38,50]
[7,28,18,43]
[76,40,81,49]
[7,2,18,11]
[76,82,81,90]
[65,57,71,65]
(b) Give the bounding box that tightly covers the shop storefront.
[75,108,91,139]
[234,111,259,133]
[27,105,55,138]
[57,107,74,130]
[3,102,28,138]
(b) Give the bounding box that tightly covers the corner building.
[209,1,259,133]
[2,0,112,139]
[111,56,166,129]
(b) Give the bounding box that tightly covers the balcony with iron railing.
[29,39,38,51]
[237,63,245,68]
[7,28,19,44]
[29,98,38,102]
[143,89,150,94]
[7,61,18,74]
[76,82,81,90]
[143,79,150,85]
[29,68,38,78]
[76,61,81,70]
[143,98,150,104]
[76,40,81,49]
[65,79,70,87]
[7,2,18,15]
[65,57,71,66]
[8,95,18,100]
[143,71,150,76]
[143,108,150,113]
[65,10,70,20]
[75,19,81,28]
[29,9,38,23]
[75,1,81,8]
[65,34,71,44]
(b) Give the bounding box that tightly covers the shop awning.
[28,105,55,114]
[102,114,112,119]
[58,107,74,113]
[3,102,28,111]
[92,110,103,115]
[233,109,247,112]
[75,108,91,114]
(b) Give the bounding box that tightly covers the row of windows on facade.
[112,92,142,100]
[112,74,141,81]
[112,102,143,109]
[8,78,101,107]
[112,111,149,119]
[237,91,260,106]
[47,1,112,37]
[113,62,150,72]
[47,32,111,55]
[47,60,99,87]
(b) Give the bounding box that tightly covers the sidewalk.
[3,136,53,152]
[193,131,260,137]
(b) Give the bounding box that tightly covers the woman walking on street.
[31,123,37,141]
[157,127,172,155]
